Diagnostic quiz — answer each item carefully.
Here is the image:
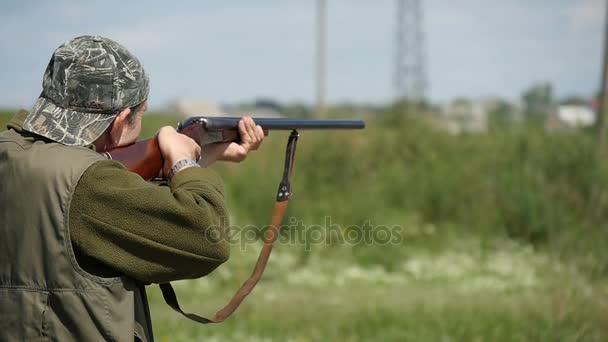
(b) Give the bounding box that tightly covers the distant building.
[167,99,227,117]
[167,97,284,119]
[224,98,284,118]
[557,105,595,126]
[225,107,283,118]
[438,98,489,133]
[546,105,596,130]
[436,97,523,133]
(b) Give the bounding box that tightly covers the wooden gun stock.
[106,138,163,181]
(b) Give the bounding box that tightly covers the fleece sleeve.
[69,160,230,284]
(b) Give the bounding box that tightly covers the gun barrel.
[181,116,365,131]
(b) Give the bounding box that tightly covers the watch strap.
[168,159,200,179]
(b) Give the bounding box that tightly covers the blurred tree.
[452,97,472,107]
[488,99,514,130]
[522,82,553,125]
[559,96,589,106]
[282,102,314,119]
[253,98,283,113]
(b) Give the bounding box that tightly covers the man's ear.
[109,107,132,144]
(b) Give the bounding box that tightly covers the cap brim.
[23,97,116,146]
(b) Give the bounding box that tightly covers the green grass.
[148,285,608,341]
[2,108,608,341]
[0,111,12,129]
[145,239,608,341]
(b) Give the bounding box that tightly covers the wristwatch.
[168,159,200,180]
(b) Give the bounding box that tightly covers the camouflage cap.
[23,35,150,146]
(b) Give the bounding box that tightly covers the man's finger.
[246,117,256,133]
[242,116,251,128]
[239,119,251,142]
[255,125,264,141]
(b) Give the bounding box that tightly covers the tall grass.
[199,111,608,277]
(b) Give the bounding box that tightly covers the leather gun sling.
[159,130,299,324]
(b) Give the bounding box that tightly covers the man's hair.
[126,101,146,125]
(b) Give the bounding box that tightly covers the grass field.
[2,109,608,341]
[146,238,607,341]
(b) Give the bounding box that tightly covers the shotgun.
[104,115,365,324]
[104,116,365,180]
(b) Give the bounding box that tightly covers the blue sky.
[0,0,604,109]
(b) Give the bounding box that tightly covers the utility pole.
[394,0,427,112]
[316,0,327,118]
[590,1,608,218]
[596,1,608,152]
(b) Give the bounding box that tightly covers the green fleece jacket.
[6,111,230,284]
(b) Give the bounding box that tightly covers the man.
[0,35,264,341]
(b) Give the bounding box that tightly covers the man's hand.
[157,126,201,177]
[200,116,265,166]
